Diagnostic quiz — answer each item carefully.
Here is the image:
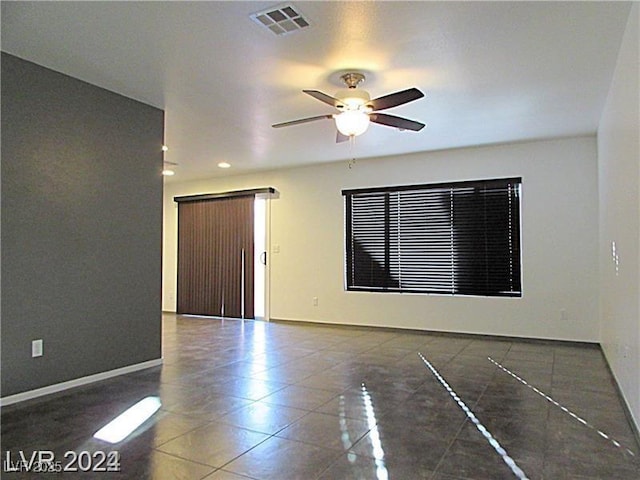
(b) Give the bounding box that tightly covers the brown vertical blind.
[177,195,254,318]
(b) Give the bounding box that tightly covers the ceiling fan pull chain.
[349,135,357,168]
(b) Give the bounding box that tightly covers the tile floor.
[2,313,639,479]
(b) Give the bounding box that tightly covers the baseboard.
[0,358,163,407]
[601,351,640,450]
[269,317,599,347]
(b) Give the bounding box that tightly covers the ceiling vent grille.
[250,4,310,36]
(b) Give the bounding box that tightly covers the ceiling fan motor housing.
[340,72,366,88]
[335,72,371,111]
[335,88,371,111]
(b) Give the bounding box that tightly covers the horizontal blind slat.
[345,179,521,296]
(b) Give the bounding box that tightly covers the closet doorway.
[175,189,273,319]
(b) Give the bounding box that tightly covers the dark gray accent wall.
[1,53,163,397]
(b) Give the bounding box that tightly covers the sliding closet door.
[177,196,254,318]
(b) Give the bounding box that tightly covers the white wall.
[597,4,639,431]
[163,135,599,342]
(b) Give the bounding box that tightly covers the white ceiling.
[1,1,632,182]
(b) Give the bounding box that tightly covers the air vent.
[250,3,310,36]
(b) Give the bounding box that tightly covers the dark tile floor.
[2,313,639,479]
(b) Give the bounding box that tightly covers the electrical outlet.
[32,339,43,358]
[313,297,318,307]
[560,309,568,321]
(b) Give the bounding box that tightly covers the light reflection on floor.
[94,396,162,444]
[246,319,269,395]
[488,356,637,457]
[419,352,529,480]
[338,394,355,454]
[360,383,389,480]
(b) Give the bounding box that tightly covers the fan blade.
[336,131,350,143]
[272,114,333,128]
[370,113,425,131]
[368,88,424,111]
[303,90,344,108]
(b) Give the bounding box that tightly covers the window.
[343,178,522,297]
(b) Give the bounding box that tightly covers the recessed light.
[218,162,231,169]
[162,169,175,176]
[161,145,169,152]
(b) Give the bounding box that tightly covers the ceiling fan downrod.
[340,72,365,89]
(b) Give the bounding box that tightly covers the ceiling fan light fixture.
[335,88,370,109]
[335,110,370,137]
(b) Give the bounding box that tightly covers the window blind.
[343,178,522,297]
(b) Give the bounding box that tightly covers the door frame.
[174,187,276,320]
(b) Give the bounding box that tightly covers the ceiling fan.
[272,72,426,142]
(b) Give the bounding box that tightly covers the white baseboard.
[0,358,163,407]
